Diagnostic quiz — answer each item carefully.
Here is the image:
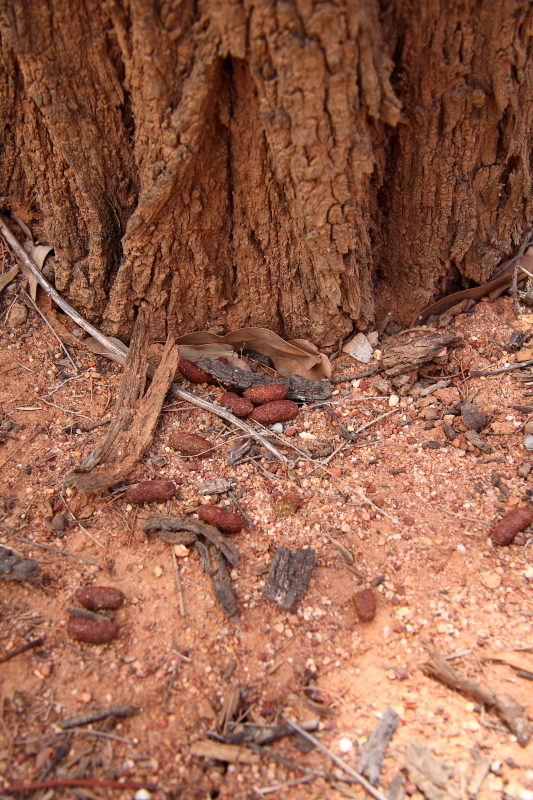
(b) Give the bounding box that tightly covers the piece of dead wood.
[380,335,462,377]
[190,739,259,765]
[196,357,333,401]
[210,550,240,622]
[262,547,316,610]
[63,305,179,493]
[405,738,460,800]
[58,704,136,730]
[143,517,240,567]
[422,648,531,746]
[358,706,400,786]
[0,219,288,466]
[0,546,42,583]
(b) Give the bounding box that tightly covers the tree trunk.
[1,0,533,347]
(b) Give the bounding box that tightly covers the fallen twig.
[2,779,157,793]
[285,719,390,800]
[58,703,136,729]
[330,366,380,383]
[0,638,44,665]
[228,490,257,529]
[470,360,533,376]
[14,535,105,569]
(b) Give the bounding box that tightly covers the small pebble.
[388,395,399,407]
[173,544,190,557]
[524,433,533,451]
[338,736,353,754]
[134,791,151,800]
[461,402,487,432]
[271,423,284,434]
[457,544,466,554]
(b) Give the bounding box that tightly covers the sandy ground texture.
[0,278,533,800]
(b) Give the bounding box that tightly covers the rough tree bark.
[1,0,532,347]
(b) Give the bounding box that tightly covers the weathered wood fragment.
[358,706,399,785]
[262,546,315,610]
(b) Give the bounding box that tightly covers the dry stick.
[470,360,533,376]
[171,546,186,617]
[26,388,92,421]
[160,660,180,708]
[2,779,157,794]
[0,214,287,465]
[330,366,380,384]
[14,535,105,569]
[285,719,389,800]
[353,407,399,434]
[21,289,78,372]
[228,490,257,529]
[0,638,44,665]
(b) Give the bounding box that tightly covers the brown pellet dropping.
[77,585,125,610]
[251,400,299,425]
[125,480,176,504]
[51,513,67,531]
[197,504,244,533]
[177,358,216,384]
[67,617,119,644]
[243,384,289,405]
[273,491,302,517]
[219,392,254,417]
[168,432,213,457]
[353,588,377,622]
[492,507,533,546]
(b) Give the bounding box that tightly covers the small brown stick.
[228,490,257,529]
[26,389,92,421]
[171,546,186,617]
[64,416,111,433]
[470,360,533,376]
[14,535,104,569]
[21,289,78,372]
[285,719,390,800]
[160,659,180,708]
[318,403,356,441]
[0,637,44,665]
[59,491,103,549]
[353,408,399,434]
[2,779,157,793]
[127,506,139,547]
[14,358,36,374]
[331,366,379,384]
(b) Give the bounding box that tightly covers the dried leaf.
[0,265,19,295]
[10,216,54,301]
[484,651,533,676]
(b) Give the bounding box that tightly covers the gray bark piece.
[358,705,400,785]
[388,773,406,800]
[196,358,333,401]
[465,430,492,454]
[210,550,239,622]
[0,547,42,583]
[198,478,238,495]
[420,380,451,397]
[468,749,490,800]
[262,546,315,610]
[405,739,460,800]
